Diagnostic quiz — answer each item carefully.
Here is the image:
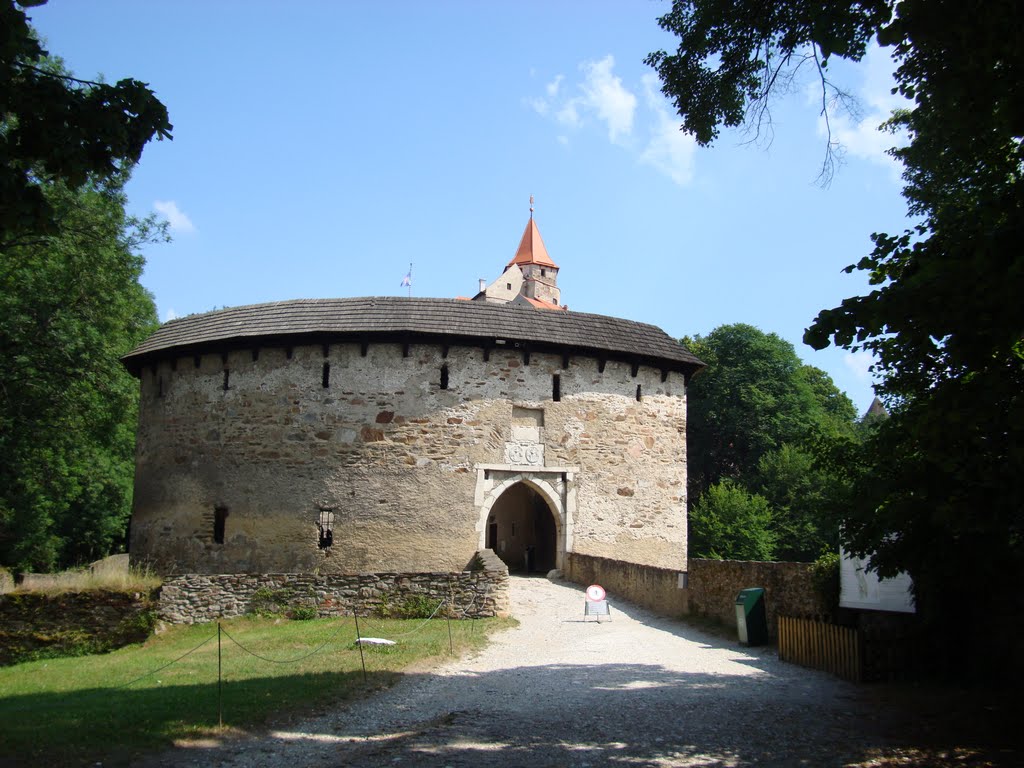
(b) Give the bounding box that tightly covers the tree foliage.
[0,2,169,571]
[1,0,172,242]
[651,0,1024,668]
[683,323,858,562]
[689,480,776,561]
[0,176,162,571]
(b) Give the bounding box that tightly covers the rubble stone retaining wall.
[687,558,826,638]
[565,553,825,640]
[564,553,688,617]
[158,551,510,624]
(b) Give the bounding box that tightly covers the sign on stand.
[584,584,611,622]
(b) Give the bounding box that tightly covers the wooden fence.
[778,615,862,682]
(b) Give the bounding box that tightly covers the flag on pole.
[400,272,411,287]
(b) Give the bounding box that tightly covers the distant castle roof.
[506,216,557,269]
[123,297,702,378]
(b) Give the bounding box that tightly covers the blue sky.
[29,1,912,414]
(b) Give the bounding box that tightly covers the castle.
[123,210,702,577]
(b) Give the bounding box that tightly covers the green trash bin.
[735,588,768,646]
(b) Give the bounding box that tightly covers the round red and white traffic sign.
[586,584,606,602]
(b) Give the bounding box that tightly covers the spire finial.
[529,194,534,218]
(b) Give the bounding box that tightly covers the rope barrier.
[358,599,446,639]
[111,631,218,690]
[219,616,353,664]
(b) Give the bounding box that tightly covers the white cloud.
[527,58,696,186]
[578,55,636,144]
[163,307,180,322]
[546,74,563,99]
[844,350,876,382]
[154,200,196,234]
[639,74,698,186]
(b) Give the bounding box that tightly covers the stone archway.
[475,468,575,572]
[485,482,558,572]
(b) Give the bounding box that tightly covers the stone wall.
[686,559,826,639]
[131,339,688,575]
[0,590,156,666]
[564,554,825,641]
[564,553,688,617]
[158,552,510,624]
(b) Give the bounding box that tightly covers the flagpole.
[407,262,412,298]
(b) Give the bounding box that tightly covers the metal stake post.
[217,622,223,728]
[353,610,368,684]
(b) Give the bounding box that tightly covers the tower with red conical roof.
[473,197,564,310]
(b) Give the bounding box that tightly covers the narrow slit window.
[318,508,335,549]
[552,374,561,402]
[213,505,228,544]
[440,364,449,390]
[322,362,331,388]
[157,376,164,398]
[222,369,230,391]
[636,384,642,402]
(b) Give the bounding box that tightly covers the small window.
[440,364,449,390]
[552,374,561,402]
[318,508,335,549]
[157,376,164,398]
[222,369,230,391]
[541,269,547,276]
[213,505,228,544]
[506,283,512,290]
[322,362,330,388]
[636,384,642,402]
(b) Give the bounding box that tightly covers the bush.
[809,551,841,613]
[690,480,776,560]
[396,594,441,619]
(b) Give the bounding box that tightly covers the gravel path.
[136,576,899,767]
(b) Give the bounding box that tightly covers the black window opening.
[213,505,228,544]
[440,364,449,390]
[318,508,335,549]
[636,384,642,402]
[322,362,331,388]
[222,369,230,391]
[552,374,561,402]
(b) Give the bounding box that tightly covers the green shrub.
[809,551,841,613]
[289,605,318,621]
[396,594,440,619]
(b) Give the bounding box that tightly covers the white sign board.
[839,547,915,613]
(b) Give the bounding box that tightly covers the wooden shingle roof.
[123,297,703,378]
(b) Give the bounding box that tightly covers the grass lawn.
[0,612,512,766]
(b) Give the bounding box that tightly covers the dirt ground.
[134,575,1021,767]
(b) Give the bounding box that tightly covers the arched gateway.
[475,469,573,572]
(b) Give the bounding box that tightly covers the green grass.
[0,613,512,766]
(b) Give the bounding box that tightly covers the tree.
[683,323,856,503]
[0,175,162,571]
[0,3,169,571]
[1,0,172,243]
[689,480,776,561]
[682,323,857,562]
[650,0,1024,675]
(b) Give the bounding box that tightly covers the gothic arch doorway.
[486,481,558,573]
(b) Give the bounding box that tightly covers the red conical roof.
[506,216,558,269]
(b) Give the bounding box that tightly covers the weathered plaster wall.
[131,341,687,575]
